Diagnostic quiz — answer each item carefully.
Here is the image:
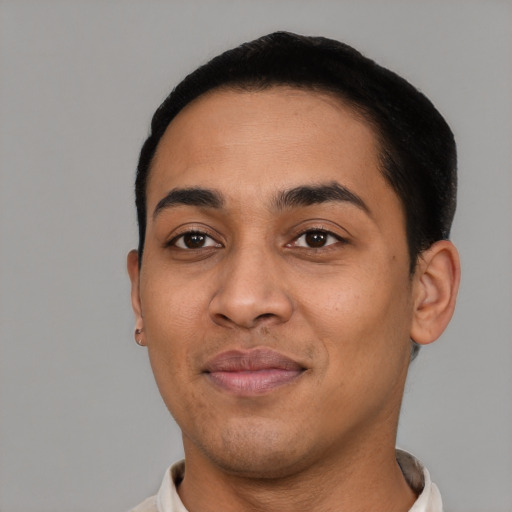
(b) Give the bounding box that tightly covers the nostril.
[256,313,275,321]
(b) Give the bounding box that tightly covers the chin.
[190,420,315,479]
[208,449,307,480]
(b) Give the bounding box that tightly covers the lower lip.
[206,368,304,395]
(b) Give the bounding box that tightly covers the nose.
[208,246,294,329]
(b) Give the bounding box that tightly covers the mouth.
[203,348,306,395]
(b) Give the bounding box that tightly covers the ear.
[127,249,145,345]
[410,240,460,345]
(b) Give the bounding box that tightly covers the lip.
[203,348,306,395]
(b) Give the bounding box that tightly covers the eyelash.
[166,228,347,251]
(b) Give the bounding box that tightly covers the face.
[129,87,418,478]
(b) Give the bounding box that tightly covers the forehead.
[148,86,396,213]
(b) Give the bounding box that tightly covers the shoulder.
[128,495,158,512]
[126,460,186,512]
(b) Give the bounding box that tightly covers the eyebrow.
[153,187,224,218]
[153,181,370,219]
[272,182,370,214]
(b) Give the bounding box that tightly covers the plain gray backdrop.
[1,1,511,511]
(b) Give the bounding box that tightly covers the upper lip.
[203,348,305,373]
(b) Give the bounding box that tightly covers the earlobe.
[127,250,145,344]
[410,240,460,345]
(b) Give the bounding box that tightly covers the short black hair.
[135,31,457,272]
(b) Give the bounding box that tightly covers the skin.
[128,87,460,512]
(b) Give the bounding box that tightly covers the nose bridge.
[209,239,293,328]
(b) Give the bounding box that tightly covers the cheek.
[141,269,210,336]
[142,282,208,422]
[140,272,212,390]
[301,273,413,413]
[299,261,413,356]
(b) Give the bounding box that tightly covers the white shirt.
[129,449,442,512]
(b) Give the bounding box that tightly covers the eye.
[171,231,222,250]
[292,230,343,248]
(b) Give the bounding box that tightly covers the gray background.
[1,1,511,511]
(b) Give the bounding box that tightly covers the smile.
[203,348,306,395]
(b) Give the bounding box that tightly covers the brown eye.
[184,233,206,248]
[172,231,221,250]
[293,230,342,249]
[305,231,328,247]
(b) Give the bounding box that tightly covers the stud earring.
[135,328,145,346]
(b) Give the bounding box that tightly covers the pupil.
[184,233,205,248]
[305,231,327,248]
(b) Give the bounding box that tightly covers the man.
[127,32,460,512]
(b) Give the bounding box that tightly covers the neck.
[178,431,417,512]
